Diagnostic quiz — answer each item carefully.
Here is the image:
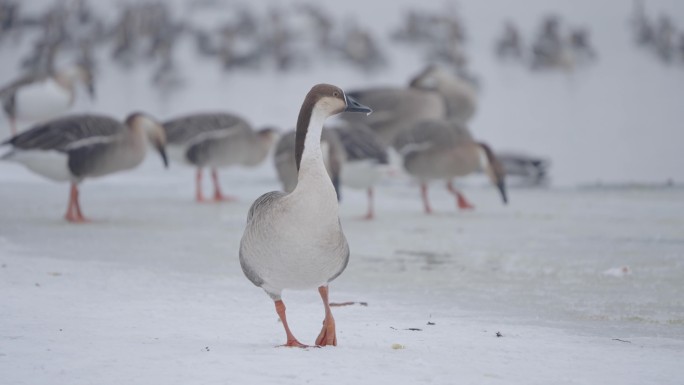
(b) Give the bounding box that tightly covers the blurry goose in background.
[239,84,372,347]
[273,128,344,198]
[163,113,277,202]
[394,119,507,214]
[494,151,551,187]
[342,64,477,148]
[0,113,168,222]
[407,64,478,125]
[332,123,389,219]
[0,64,96,136]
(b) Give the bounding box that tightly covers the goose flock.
[0,0,563,348]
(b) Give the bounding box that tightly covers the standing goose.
[239,84,371,347]
[273,127,345,198]
[341,64,476,148]
[1,64,96,136]
[163,113,276,202]
[1,113,168,222]
[394,119,507,214]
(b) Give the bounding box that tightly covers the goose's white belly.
[241,185,348,294]
[15,80,72,121]
[6,149,72,181]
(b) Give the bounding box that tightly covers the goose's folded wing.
[163,113,250,145]
[5,115,123,151]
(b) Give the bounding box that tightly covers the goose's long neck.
[296,108,328,183]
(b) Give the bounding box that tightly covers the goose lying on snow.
[239,84,371,347]
[0,64,96,136]
[1,113,167,222]
[163,113,277,202]
[394,119,507,213]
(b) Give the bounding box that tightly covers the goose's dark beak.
[156,144,168,168]
[87,82,96,100]
[345,94,372,115]
[496,180,508,205]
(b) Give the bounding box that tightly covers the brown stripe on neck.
[295,90,318,171]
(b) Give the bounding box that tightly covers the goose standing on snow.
[394,119,507,214]
[0,64,96,136]
[163,113,277,202]
[332,124,388,219]
[239,84,371,347]
[1,113,168,222]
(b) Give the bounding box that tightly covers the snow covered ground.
[2,0,684,384]
[1,167,683,384]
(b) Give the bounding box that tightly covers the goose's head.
[58,64,96,100]
[409,64,449,90]
[125,112,168,168]
[295,84,371,171]
[257,126,279,145]
[305,84,372,118]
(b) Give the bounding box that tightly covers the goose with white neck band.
[394,118,507,213]
[0,113,168,222]
[1,64,96,136]
[239,84,371,348]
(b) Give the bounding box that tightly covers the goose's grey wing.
[163,113,250,144]
[245,190,287,222]
[183,128,247,166]
[66,139,119,178]
[4,115,124,151]
[240,190,288,287]
[394,119,471,156]
[333,124,388,164]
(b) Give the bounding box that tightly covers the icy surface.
[1,166,683,384]
[1,0,684,384]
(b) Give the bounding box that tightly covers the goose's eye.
[332,91,339,97]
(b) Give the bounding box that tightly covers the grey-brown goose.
[1,113,167,222]
[163,113,276,202]
[239,84,371,348]
[394,119,507,213]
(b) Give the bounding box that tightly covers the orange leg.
[274,300,308,348]
[421,183,433,214]
[64,183,88,223]
[211,168,237,202]
[195,168,206,202]
[315,285,337,346]
[447,181,474,210]
[362,188,374,220]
